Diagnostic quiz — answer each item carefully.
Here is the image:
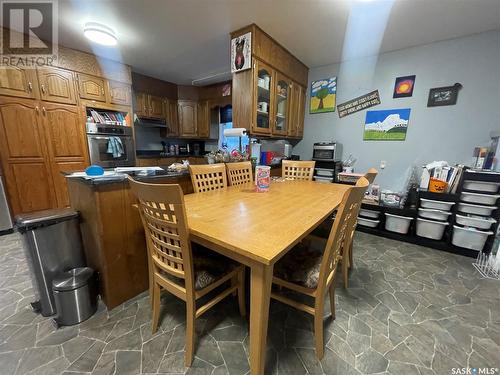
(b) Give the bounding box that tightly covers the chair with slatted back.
[342,168,378,287]
[282,160,316,181]
[226,161,253,186]
[128,177,246,366]
[189,163,228,193]
[272,177,369,359]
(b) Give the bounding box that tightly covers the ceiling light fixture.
[84,22,117,46]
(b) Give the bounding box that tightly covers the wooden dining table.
[184,180,351,375]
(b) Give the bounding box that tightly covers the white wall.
[293,30,500,190]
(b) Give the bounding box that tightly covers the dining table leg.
[249,262,273,375]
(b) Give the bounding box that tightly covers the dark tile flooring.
[0,231,499,374]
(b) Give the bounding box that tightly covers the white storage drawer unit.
[420,198,455,211]
[359,209,380,219]
[418,208,451,221]
[460,192,500,206]
[357,217,380,228]
[455,214,496,230]
[457,202,497,216]
[463,180,500,193]
[452,225,493,251]
[416,218,448,240]
[384,213,413,234]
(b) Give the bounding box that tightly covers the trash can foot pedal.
[51,318,60,329]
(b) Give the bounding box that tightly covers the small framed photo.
[427,83,462,107]
[230,32,252,73]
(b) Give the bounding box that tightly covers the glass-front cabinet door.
[253,60,273,134]
[273,73,291,136]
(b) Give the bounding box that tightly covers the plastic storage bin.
[357,217,380,228]
[384,213,413,234]
[420,198,455,211]
[416,218,448,240]
[460,192,500,205]
[463,180,500,193]
[359,209,380,219]
[455,214,496,230]
[418,208,451,221]
[457,202,497,216]
[452,225,493,251]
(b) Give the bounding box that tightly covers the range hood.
[133,114,167,128]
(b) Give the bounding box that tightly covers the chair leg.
[185,298,196,367]
[151,281,161,333]
[231,275,238,297]
[314,297,325,360]
[343,251,349,289]
[329,284,336,319]
[237,268,246,317]
[348,241,353,269]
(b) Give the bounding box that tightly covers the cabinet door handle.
[27,82,33,92]
[42,107,46,115]
[101,87,105,95]
[35,106,39,114]
[41,84,46,94]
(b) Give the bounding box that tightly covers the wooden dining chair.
[282,160,316,181]
[189,163,228,193]
[342,168,379,288]
[226,161,253,186]
[272,177,369,359]
[128,177,245,366]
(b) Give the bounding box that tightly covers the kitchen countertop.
[135,151,206,159]
[64,169,190,186]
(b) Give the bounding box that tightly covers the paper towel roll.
[223,128,247,137]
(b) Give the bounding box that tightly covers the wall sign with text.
[337,90,381,118]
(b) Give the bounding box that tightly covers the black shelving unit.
[356,174,500,258]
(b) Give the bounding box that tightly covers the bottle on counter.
[175,144,179,155]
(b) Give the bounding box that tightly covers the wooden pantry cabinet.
[0,66,38,99]
[231,24,308,139]
[77,73,107,102]
[37,67,78,105]
[107,80,132,106]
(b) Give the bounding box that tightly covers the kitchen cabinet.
[0,97,56,214]
[197,100,210,138]
[107,80,131,105]
[37,67,77,105]
[134,91,167,120]
[273,73,292,136]
[166,99,179,136]
[134,92,148,117]
[77,73,106,102]
[40,102,89,207]
[178,100,197,137]
[0,66,38,99]
[231,24,308,139]
[288,83,306,138]
[148,95,165,118]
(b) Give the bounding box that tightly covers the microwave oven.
[312,142,342,161]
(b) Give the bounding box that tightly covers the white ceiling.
[54,0,500,85]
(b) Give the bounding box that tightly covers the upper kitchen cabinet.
[37,67,77,105]
[148,95,165,118]
[133,92,166,119]
[231,24,308,139]
[197,100,210,138]
[288,83,306,138]
[107,80,132,106]
[166,99,179,136]
[178,100,197,137]
[0,67,38,99]
[77,73,106,102]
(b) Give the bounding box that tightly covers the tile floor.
[0,231,499,374]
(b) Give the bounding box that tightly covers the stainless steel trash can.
[52,267,98,326]
[15,208,86,316]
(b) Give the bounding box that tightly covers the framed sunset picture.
[393,75,416,98]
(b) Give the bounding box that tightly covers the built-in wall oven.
[86,124,136,168]
[312,142,342,162]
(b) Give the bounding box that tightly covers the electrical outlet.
[380,160,386,169]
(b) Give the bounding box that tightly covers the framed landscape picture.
[310,77,336,114]
[364,108,411,141]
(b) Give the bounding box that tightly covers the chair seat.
[160,246,238,290]
[274,239,326,289]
